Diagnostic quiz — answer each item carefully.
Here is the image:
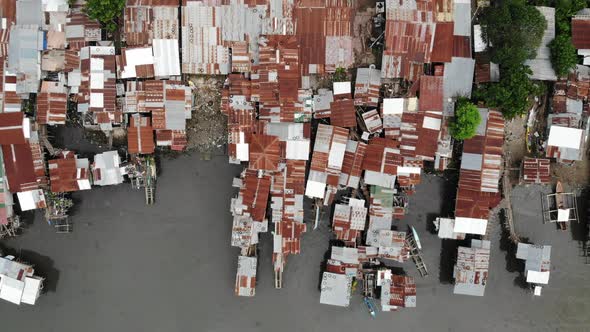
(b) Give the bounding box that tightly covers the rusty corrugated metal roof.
[36,92,67,125]
[0,112,25,144]
[431,22,453,63]
[572,17,590,49]
[418,76,444,111]
[128,115,155,154]
[248,134,282,171]
[2,143,37,193]
[522,157,551,184]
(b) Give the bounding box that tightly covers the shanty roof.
[453,0,471,37]
[16,189,46,211]
[153,39,181,77]
[525,7,556,81]
[339,140,367,188]
[381,274,417,311]
[474,53,500,84]
[48,152,91,193]
[443,57,475,101]
[419,76,444,111]
[1,144,37,193]
[516,243,551,284]
[305,124,348,199]
[236,169,271,223]
[92,151,125,186]
[455,109,504,223]
[572,14,590,49]
[522,157,551,184]
[354,67,381,107]
[248,134,282,171]
[117,47,155,79]
[127,115,155,154]
[431,22,453,63]
[330,99,357,128]
[294,2,356,74]
[36,92,67,125]
[454,239,490,296]
[381,0,436,80]
[320,272,353,307]
[235,255,257,297]
[0,113,29,144]
[7,25,43,95]
[547,125,583,149]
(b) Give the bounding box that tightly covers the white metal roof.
[320,272,352,307]
[548,126,583,149]
[153,39,181,78]
[16,190,45,211]
[305,180,325,199]
[453,217,487,235]
[422,116,441,130]
[526,270,550,284]
[333,81,351,95]
[286,140,310,161]
[382,98,404,115]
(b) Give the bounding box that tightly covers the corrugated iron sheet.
[572,17,590,49]
[522,157,551,184]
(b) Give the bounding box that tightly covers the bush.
[85,0,125,33]
[549,34,579,77]
[450,99,482,140]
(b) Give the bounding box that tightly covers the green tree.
[474,65,542,119]
[555,0,587,34]
[332,67,348,82]
[450,99,482,140]
[84,0,125,33]
[549,34,579,77]
[480,0,547,67]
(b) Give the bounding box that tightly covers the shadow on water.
[0,245,60,293]
[439,169,459,217]
[426,213,438,234]
[498,209,530,289]
[439,239,466,284]
[571,189,589,242]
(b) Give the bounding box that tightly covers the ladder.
[53,218,72,233]
[406,232,428,277]
[145,186,155,205]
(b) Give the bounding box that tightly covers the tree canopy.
[474,65,542,119]
[549,34,579,77]
[548,0,586,77]
[450,99,482,140]
[85,0,125,33]
[480,0,547,67]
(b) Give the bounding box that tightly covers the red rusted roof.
[37,93,67,125]
[0,113,26,144]
[48,155,84,193]
[455,109,505,220]
[522,157,551,184]
[248,134,282,171]
[330,99,356,128]
[431,22,453,63]
[475,53,492,84]
[2,144,37,193]
[418,76,444,111]
[572,18,590,49]
[128,115,155,154]
[362,138,402,175]
[340,140,367,188]
[453,35,471,58]
[240,169,271,222]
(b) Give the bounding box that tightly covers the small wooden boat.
[555,181,567,230]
